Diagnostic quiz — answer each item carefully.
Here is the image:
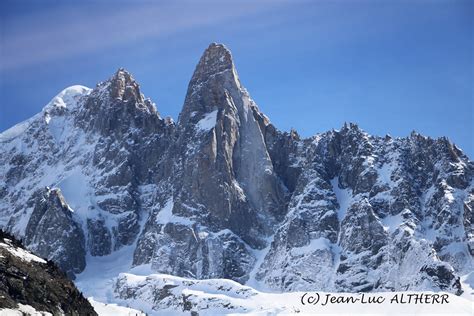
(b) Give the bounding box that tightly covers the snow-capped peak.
[43,85,91,112]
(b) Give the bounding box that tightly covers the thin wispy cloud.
[0,1,290,71]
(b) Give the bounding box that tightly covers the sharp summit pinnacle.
[190,43,235,86]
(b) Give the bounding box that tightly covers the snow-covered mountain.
[0,43,473,314]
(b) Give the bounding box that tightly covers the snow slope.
[0,304,53,316]
[73,243,474,315]
[114,273,474,315]
[0,238,46,264]
[88,299,145,316]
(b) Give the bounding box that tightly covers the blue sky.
[1,0,473,157]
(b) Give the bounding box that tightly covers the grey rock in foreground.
[0,230,97,315]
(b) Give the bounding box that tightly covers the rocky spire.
[189,43,235,87]
[178,43,242,125]
[169,43,286,248]
[24,188,86,279]
[108,68,143,103]
[76,68,162,134]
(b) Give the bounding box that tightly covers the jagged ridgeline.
[0,229,97,314]
[0,43,472,294]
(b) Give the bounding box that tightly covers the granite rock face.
[257,125,472,294]
[0,43,472,296]
[133,44,286,282]
[23,187,86,279]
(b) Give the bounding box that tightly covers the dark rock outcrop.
[24,187,86,279]
[0,230,97,315]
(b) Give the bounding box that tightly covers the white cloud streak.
[0,1,290,70]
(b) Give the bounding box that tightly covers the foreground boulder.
[0,230,97,315]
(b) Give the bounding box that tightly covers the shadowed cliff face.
[0,230,97,315]
[23,187,86,279]
[0,43,472,295]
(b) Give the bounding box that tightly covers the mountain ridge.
[0,43,472,312]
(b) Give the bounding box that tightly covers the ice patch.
[444,190,455,203]
[155,198,193,227]
[381,213,404,233]
[46,115,68,143]
[196,110,218,132]
[378,162,394,185]
[291,237,331,256]
[57,171,91,215]
[330,178,352,221]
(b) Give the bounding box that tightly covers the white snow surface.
[154,198,193,227]
[0,115,40,143]
[74,245,474,315]
[246,236,274,292]
[0,304,53,316]
[196,110,218,132]
[88,298,145,316]
[113,272,474,315]
[381,213,405,233]
[0,85,90,144]
[291,237,331,256]
[330,177,352,221]
[42,85,91,111]
[0,239,46,263]
[461,272,474,301]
